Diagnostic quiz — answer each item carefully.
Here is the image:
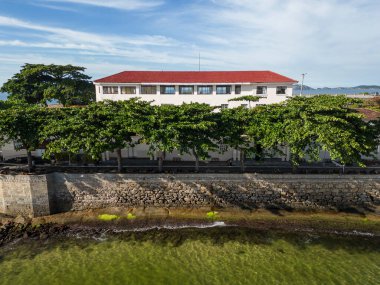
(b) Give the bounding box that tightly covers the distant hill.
[293,84,380,90]
[352,85,380,89]
[293,84,314,90]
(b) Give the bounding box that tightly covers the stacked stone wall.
[0,173,379,216]
[47,173,380,213]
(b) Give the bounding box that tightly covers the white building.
[93,70,297,162]
[0,142,43,162]
[94,70,297,107]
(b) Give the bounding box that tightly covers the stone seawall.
[0,175,50,217]
[48,173,380,214]
[1,173,380,216]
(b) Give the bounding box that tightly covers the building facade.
[94,71,297,107]
[92,70,297,162]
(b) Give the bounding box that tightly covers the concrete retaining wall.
[0,175,50,217]
[1,173,379,216]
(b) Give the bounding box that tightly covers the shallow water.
[0,227,379,285]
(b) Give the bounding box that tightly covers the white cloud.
[42,0,164,10]
[1,1,380,86]
[31,2,79,12]
[0,53,147,84]
[0,16,177,47]
[0,16,211,84]
[178,0,380,86]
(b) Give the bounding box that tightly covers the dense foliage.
[0,95,378,172]
[43,99,153,171]
[249,95,378,165]
[228,95,260,108]
[0,102,49,171]
[0,64,95,106]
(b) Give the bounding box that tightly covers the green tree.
[44,99,153,172]
[250,95,379,166]
[141,104,180,172]
[0,103,48,172]
[228,95,260,108]
[217,107,254,171]
[246,104,286,161]
[1,64,95,106]
[41,107,82,163]
[175,103,218,172]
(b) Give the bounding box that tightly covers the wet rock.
[14,215,30,225]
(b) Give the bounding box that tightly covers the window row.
[102,85,287,95]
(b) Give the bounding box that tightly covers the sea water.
[0,227,379,285]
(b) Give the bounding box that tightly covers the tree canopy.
[0,95,378,172]
[0,64,95,106]
[217,107,254,170]
[228,95,260,108]
[141,104,181,171]
[43,99,153,171]
[0,103,48,171]
[228,95,260,103]
[250,95,379,165]
[175,103,219,171]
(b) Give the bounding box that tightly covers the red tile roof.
[94,71,298,84]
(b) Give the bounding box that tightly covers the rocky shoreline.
[1,207,380,247]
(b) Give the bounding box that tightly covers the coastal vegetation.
[0,95,378,172]
[0,103,49,171]
[0,64,378,172]
[0,64,95,106]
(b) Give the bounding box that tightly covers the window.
[160,85,175,94]
[179,85,194,94]
[197,85,213,94]
[235,85,241,94]
[221,104,228,109]
[216,85,232,94]
[120,86,136,94]
[276,86,287,94]
[141,85,157,94]
[241,104,248,108]
[103,86,118,94]
[256,86,267,95]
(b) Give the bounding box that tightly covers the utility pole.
[300,73,307,96]
[198,52,201,71]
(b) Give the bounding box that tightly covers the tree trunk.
[27,151,34,173]
[193,149,199,172]
[240,149,245,172]
[290,153,299,174]
[116,148,122,173]
[158,151,163,172]
[255,143,263,161]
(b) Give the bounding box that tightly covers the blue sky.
[0,0,379,87]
